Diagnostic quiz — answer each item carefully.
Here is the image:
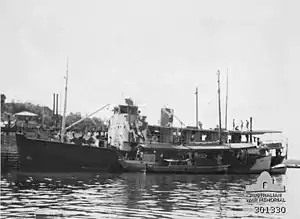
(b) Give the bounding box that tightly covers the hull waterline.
[16,134,123,173]
[145,164,230,174]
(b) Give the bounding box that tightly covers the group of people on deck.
[52,130,108,147]
[232,119,250,131]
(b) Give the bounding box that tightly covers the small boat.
[285,164,300,168]
[270,164,287,174]
[118,159,150,172]
[145,159,230,174]
[119,153,230,174]
[283,159,300,168]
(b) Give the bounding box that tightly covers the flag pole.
[195,87,198,128]
[225,68,228,130]
[217,70,222,144]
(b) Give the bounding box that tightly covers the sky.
[1,0,300,158]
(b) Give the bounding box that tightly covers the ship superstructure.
[108,100,148,151]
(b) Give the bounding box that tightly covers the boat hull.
[118,159,148,172]
[271,156,285,167]
[16,134,123,172]
[270,164,287,174]
[226,154,272,174]
[119,159,230,174]
[145,164,230,174]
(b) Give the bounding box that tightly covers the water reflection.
[0,171,288,219]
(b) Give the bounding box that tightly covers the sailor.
[159,153,164,164]
[56,133,61,141]
[240,149,246,160]
[136,148,141,160]
[78,134,85,145]
[191,132,195,142]
[276,149,282,157]
[63,134,68,143]
[233,119,235,130]
[87,133,95,146]
[240,120,244,131]
[140,151,143,160]
[246,120,249,130]
[217,154,222,165]
[94,134,101,147]
[70,132,77,144]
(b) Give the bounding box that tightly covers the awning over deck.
[148,125,282,135]
[226,130,282,135]
[138,142,258,151]
[139,143,190,150]
[14,111,38,117]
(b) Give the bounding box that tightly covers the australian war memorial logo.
[246,171,285,192]
[245,171,287,215]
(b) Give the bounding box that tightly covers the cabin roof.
[188,143,257,150]
[226,130,282,135]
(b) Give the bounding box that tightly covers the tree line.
[1,94,107,131]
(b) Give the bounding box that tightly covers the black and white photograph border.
[1,0,300,218]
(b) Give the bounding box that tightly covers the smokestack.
[250,117,253,142]
[56,94,59,116]
[53,93,55,116]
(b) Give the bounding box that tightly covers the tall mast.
[217,70,222,144]
[56,93,59,121]
[195,87,198,128]
[42,106,44,126]
[225,68,228,130]
[61,57,69,137]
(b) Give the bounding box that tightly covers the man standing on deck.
[233,119,235,130]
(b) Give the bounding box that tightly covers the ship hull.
[271,156,285,167]
[270,164,287,174]
[16,134,123,172]
[226,154,272,174]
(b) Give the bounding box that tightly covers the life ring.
[174,135,180,143]
[152,135,158,142]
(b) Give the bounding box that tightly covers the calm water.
[1,169,299,219]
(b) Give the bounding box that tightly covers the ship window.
[119,105,138,114]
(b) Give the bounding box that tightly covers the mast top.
[61,57,69,137]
